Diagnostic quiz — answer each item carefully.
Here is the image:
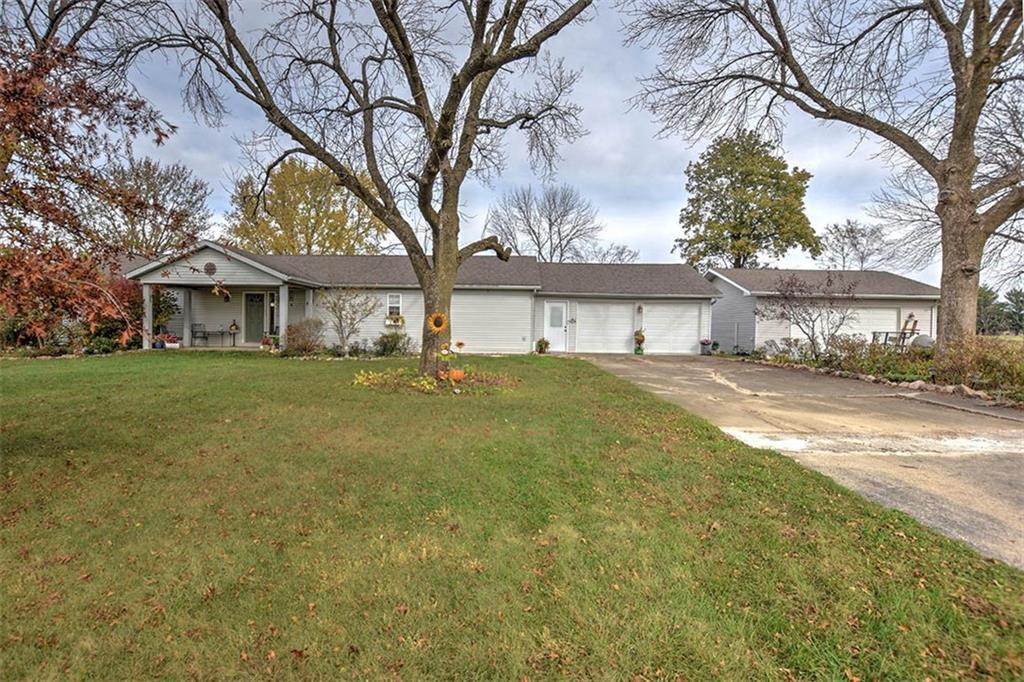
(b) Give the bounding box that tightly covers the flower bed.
[747,336,1024,405]
[353,367,519,395]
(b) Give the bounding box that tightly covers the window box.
[385,294,403,327]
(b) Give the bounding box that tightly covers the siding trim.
[539,292,718,299]
[126,240,307,284]
[706,270,753,295]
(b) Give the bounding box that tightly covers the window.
[387,294,402,317]
[549,304,563,327]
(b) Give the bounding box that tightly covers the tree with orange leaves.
[0,1,182,344]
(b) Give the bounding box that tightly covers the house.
[705,268,941,352]
[125,240,720,353]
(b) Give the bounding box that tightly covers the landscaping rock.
[906,380,929,391]
[953,384,991,400]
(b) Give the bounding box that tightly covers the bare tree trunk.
[418,274,454,376]
[936,182,986,347]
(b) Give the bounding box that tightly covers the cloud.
[124,4,939,285]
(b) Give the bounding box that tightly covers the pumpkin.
[449,368,466,383]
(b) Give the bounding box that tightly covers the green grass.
[1,353,1021,679]
[985,334,1024,344]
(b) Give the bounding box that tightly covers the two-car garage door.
[576,301,702,353]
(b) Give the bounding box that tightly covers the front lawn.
[1,353,1021,679]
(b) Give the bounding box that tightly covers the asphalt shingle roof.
[711,268,940,298]
[127,241,720,297]
[538,262,719,296]
[248,253,544,288]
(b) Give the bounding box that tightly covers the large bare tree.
[485,184,639,262]
[816,219,898,271]
[88,157,212,256]
[141,0,592,373]
[625,0,1024,348]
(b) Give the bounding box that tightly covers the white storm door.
[544,301,568,351]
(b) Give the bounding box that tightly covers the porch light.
[636,304,644,314]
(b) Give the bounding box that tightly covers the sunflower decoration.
[427,311,449,335]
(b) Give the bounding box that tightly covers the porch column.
[142,284,153,350]
[182,288,192,346]
[278,284,289,349]
[305,289,314,319]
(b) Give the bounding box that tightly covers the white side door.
[543,300,568,352]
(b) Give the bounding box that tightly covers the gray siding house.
[706,268,941,352]
[125,240,719,354]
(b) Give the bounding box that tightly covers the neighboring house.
[706,268,941,352]
[125,240,719,353]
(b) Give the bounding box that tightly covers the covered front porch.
[143,284,316,349]
[127,241,321,350]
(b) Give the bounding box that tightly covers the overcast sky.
[127,4,939,285]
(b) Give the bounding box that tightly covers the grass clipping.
[353,367,519,395]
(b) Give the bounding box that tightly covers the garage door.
[450,291,533,353]
[643,302,701,353]
[577,302,635,353]
[844,307,899,340]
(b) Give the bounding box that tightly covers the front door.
[244,293,266,343]
[544,301,568,352]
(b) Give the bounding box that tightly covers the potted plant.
[152,332,177,349]
[260,335,273,351]
[536,338,550,354]
[700,338,713,355]
[634,329,645,355]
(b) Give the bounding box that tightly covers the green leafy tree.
[676,130,818,270]
[976,286,1007,335]
[1004,289,1024,335]
[228,159,386,255]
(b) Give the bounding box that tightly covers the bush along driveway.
[1,352,1022,679]
[587,354,1024,570]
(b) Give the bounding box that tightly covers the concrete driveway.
[586,354,1024,569]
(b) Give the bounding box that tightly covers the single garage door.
[577,302,635,353]
[843,307,900,340]
[643,302,701,353]
[450,291,533,353]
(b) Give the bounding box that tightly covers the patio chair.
[191,323,209,346]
